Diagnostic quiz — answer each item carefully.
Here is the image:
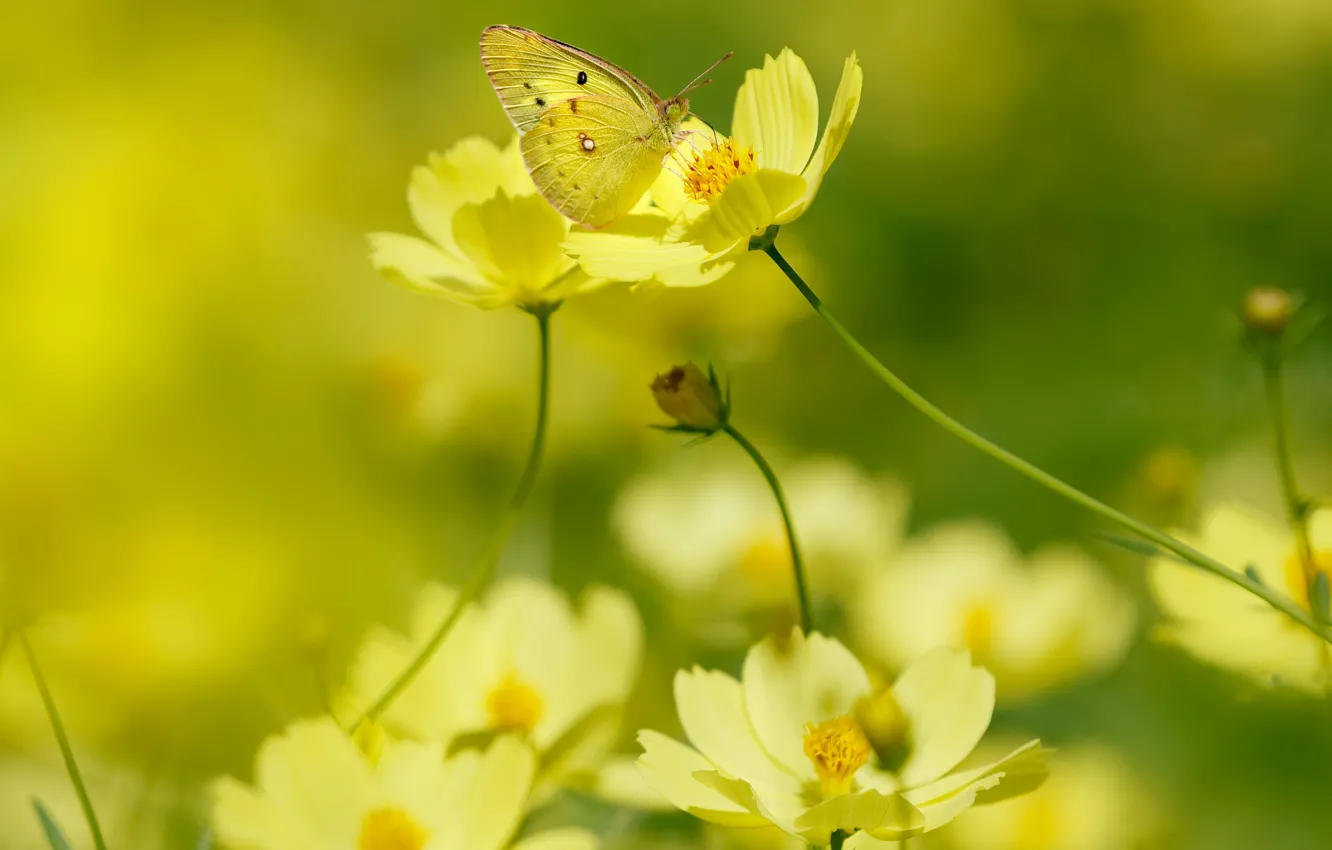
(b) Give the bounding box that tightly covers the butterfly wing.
[481,25,662,134]
[520,95,668,228]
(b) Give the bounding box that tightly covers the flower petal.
[732,49,820,176]
[903,740,1049,832]
[408,136,528,251]
[894,648,995,788]
[686,170,807,254]
[249,718,374,847]
[575,755,674,810]
[367,232,500,305]
[637,730,771,827]
[794,788,924,845]
[444,735,536,850]
[210,777,320,850]
[742,630,873,778]
[565,214,728,286]
[675,667,802,794]
[452,192,575,300]
[781,54,862,223]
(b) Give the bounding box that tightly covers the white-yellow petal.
[893,648,995,788]
[565,215,726,285]
[732,49,820,176]
[637,730,771,827]
[580,756,674,811]
[741,630,872,778]
[674,667,801,794]
[250,718,373,846]
[903,740,1049,832]
[686,170,807,254]
[367,232,498,304]
[452,192,574,299]
[210,777,319,850]
[443,736,536,850]
[780,53,862,223]
[794,789,924,845]
[511,828,600,850]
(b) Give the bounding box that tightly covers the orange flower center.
[802,714,871,798]
[683,138,758,204]
[486,672,544,733]
[359,807,428,850]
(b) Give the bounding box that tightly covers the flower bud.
[651,363,726,432]
[1243,287,1293,337]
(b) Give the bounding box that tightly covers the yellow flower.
[566,49,863,286]
[211,716,596,850]
[613,455,908,630]
[1148,502,1332,692]
[937,744,1161,850]
[368,136,604,310]
[853,520,1136,702]
[637,630,1046,845]
[340,577,643,794]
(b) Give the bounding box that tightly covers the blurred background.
[3,0,1332,847]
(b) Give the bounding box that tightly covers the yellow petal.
[903,740,1049,832]
[686,170,807,254]
[579,756,674,811]
[674,667,802,794]
[794,788,924,845]
[565,215,731,287]
[637,730,772,827]
[210,777,320,850]
[893,648,995,788]
[252,718,374,846]
[780,53,863,224]
[732,49,820,176]
[741,630,872,779]
[367,232,501,305]
[409,136,525,251]
[447,735,536,850]
[452,191,574,301]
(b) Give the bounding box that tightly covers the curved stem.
[20,631,109,850]
[830,830,848,850]
[356,305,555,727]
[761,240,1332,644]
[723,424,813,633]
[1262,355,1316,576]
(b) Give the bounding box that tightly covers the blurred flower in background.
[853,520,1136,702]
[1149,503,1332,693]
[340,577,643,798]
[613,453,907,642]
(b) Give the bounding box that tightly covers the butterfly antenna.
[677,51,734,98]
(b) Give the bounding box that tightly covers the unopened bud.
[651,363,726,432]
[1243,287,1293,337]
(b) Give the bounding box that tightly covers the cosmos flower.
[637,630,1046,845]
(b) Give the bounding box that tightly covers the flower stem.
[760,239,1332,644]
[19,631,109,850]
[723,423,813,633]
[356,304,556,727]
[1261,354,1317,578]
[830,830,847,850]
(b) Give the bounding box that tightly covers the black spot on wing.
[577,70,588,85]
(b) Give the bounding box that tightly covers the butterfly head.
[662,97,690,130]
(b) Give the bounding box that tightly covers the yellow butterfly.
[481,25,728,229]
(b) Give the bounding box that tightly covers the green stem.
[760,239,1332,644]
[1261,355,1317,577]
[723,423,813,633]
[830,830,847,850]
[355,305,556,727]
[20,631,109,850]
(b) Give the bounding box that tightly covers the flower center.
[1283,548,1332,613]
[682,138,758,204]
[961,601,995,658]
[359,807,428,850]
[738,536,791,594]
[802,714,871,798]
[486,672,544,733]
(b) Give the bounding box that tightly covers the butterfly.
[481,25,729,229]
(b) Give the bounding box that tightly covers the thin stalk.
[20,631,108,850]
[723,423,813,633]
[355,305,555,727]
[760,239,1332,644]
[1262,355,1316,578]
[830,830,847,850]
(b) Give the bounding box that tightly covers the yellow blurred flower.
[931,744,1161,850]
[369,136,605,310]
[613,454,908,634]
[1149,503,1332,692]
[638,630,1046,845]
[566,49,863,286]
[853,520,1136,702]
[340,577,642,794]
[211,716,595,850]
